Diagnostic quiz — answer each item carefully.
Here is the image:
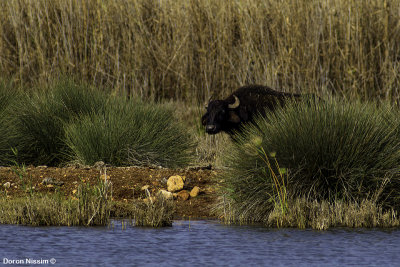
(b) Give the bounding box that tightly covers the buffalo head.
[201,95,241,134]
[201,85,305,137]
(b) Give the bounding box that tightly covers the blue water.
[1,220,399,267]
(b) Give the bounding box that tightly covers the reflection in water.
[0,220,399,267]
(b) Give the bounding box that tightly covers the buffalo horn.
[228,95,240,109]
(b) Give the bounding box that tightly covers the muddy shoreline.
[0,166,219,219]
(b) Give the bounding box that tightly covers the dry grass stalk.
[1,0,399,102]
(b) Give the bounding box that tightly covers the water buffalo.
[201,85,301,135]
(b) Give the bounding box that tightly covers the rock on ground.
[177,190,190,201]
[158,189,173,200]
[167,175,185,192]
[190,186,200,198]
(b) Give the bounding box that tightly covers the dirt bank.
[0,166,219,219]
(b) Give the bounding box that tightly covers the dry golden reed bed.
[1,0,400,102]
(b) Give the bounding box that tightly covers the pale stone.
[167,175,184,192]
[42,177,64,186]
[177,190,190,201]
[42,177,54,185]
[190,186,200,198]
[158,189,173,200]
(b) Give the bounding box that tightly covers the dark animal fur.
[201,85,301,135]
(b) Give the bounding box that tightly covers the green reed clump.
[127,195,175,227]
[219,99,400,225]
[267,198,399,230]
[0,179,112,226]
[0,79,19,164]
[0,177,175,227]
[76,178,112,226]
[1,78,193,167]
[0,79,18,112]
[64,98,195,168]
[220,197,400,229]
[10,79,108,166]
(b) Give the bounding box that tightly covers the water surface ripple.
[1,220,399,266]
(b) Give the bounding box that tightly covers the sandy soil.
[0,165,220,219]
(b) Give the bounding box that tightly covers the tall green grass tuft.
[0,178,112,226]
[4,78,194,167]
[130,195,175,227]
[64,98,194,168]
[267,198,400,230]
[2,78,193,167]
[220,99,400,224]
[9,79,108,165]
[0,79,19,164]
[0,175,175,227]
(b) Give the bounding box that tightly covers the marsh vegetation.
[0,79,194,168]
[1,0,400,228]
[1,0,400,102]
[218,100,400,229]
[0,173,175,227]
